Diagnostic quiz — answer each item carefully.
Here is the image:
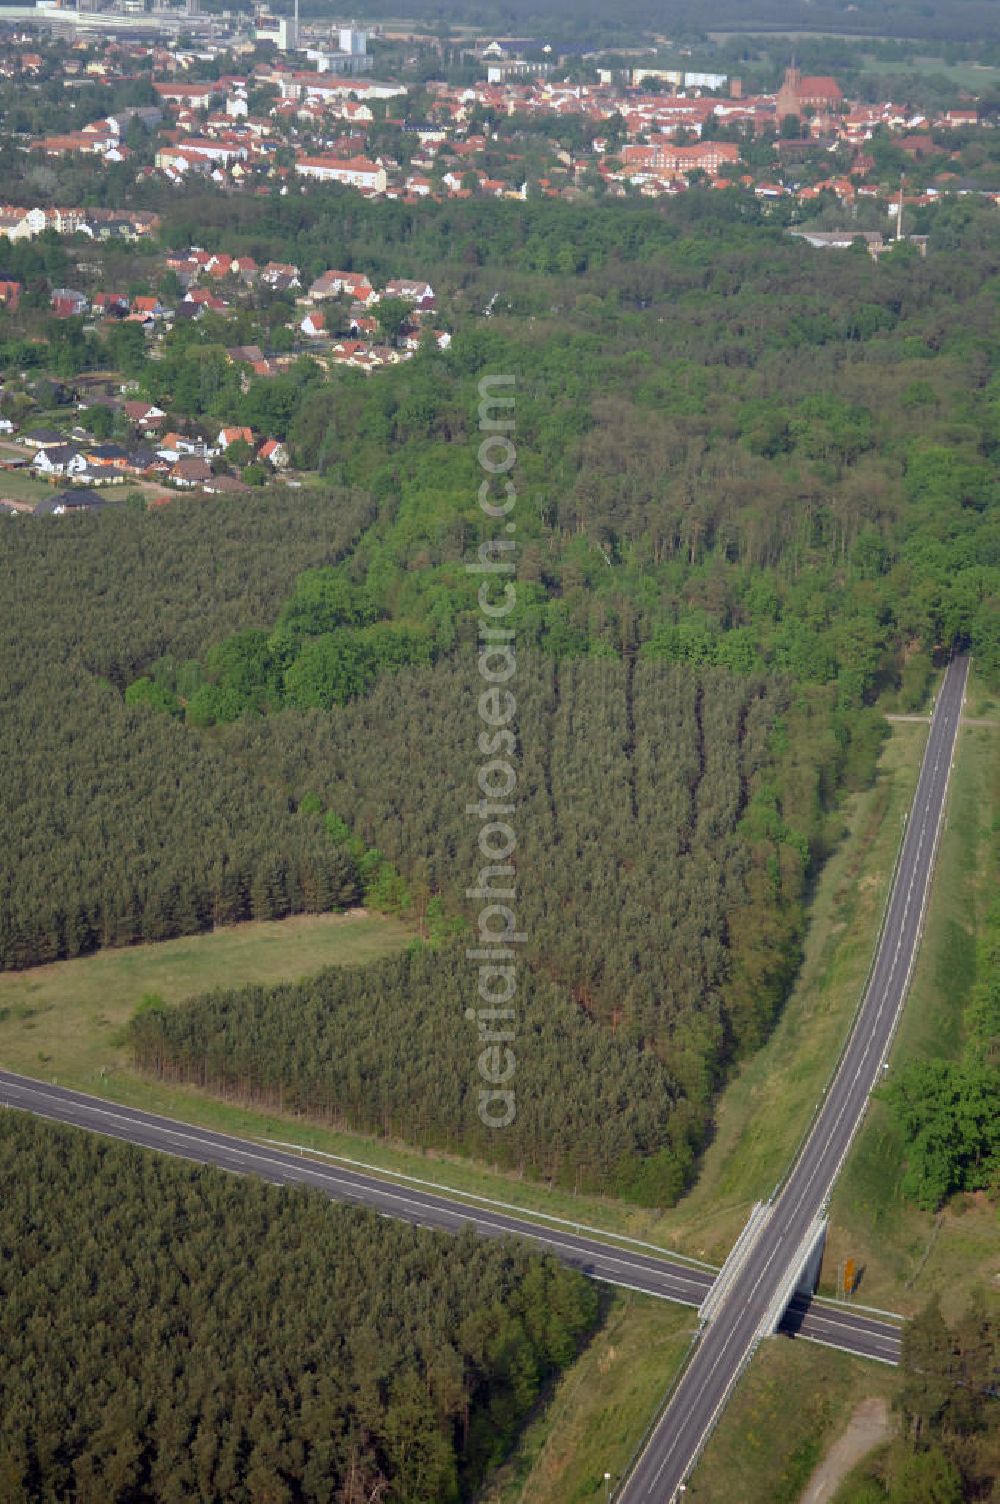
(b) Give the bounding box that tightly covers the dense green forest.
[0,1113,598,1503]
[130,946,695,1200]
[0,490,377,968]
[221,658,841,1057]
[126,193,1000,698]
[127,657,860,1199]
[839,1296,1000,1504]
[4,190,999,1190]
[882,888,1000,1210]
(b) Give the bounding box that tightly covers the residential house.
[217,426,254,450]
[81,442,130,471]
[327,338,371,368]
[294,155,389,193]
[50,289,88,318]
[123,401,166,430]
[31,444,87,477]
[126,445,161,474]
[159,432,212,460]
[258,438,289,468]
[153,81,221,111]
[301,310,327,337]
[204,473,250,494]
[169,456,213,488]
[0,276,22,310]
[34,488,108,516]
[404,174,433,197]
[184,289,229,313]
[383,278,435,303]
[73,465,126,488]
[93,292,131,317]
[21,427,66,448]
[260,260,301,288]
[131,295,167,319]
[226,345,266,365]
[309,269,377,305]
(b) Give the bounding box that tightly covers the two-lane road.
[0,1068,899,1363]
[619,654,968,1503]
[4,661,957,1479]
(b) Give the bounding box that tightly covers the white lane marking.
[260,1134,718,1270]
[0,1083,712,1300]
[619,661,968,1504]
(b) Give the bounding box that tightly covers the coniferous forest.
[1,196,998,1196]
[130,657,852,1199]
[0,490,374,967]
[0,1114,598,1503]
[1,142,1000,1504]
[5,193,999,1203]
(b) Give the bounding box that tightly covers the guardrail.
[258,1135,721,1271]
[698,1200,772,1324]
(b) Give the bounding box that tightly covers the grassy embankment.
[826,697,1000,1317]
[687,1339,898,1504]
[477,1293,696,1504]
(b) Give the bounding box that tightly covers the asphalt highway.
[618,654,969,1503]
[0,1068,899,1363]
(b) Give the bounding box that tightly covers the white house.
[258,438,289,468]
[384,278,434,303]
[300,310,326,337]
[294,155,388,193]
[31,444,87,477]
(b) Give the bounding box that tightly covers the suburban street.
[0,1067,899,1364]
[618,654,969,1503]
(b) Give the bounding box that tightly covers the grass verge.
[476,1292,696,1504]
[965,663,1000,721]
[687,1338,898,1504]
[826,720,1000,1318]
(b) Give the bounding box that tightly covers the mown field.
[0,910,410,1086]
